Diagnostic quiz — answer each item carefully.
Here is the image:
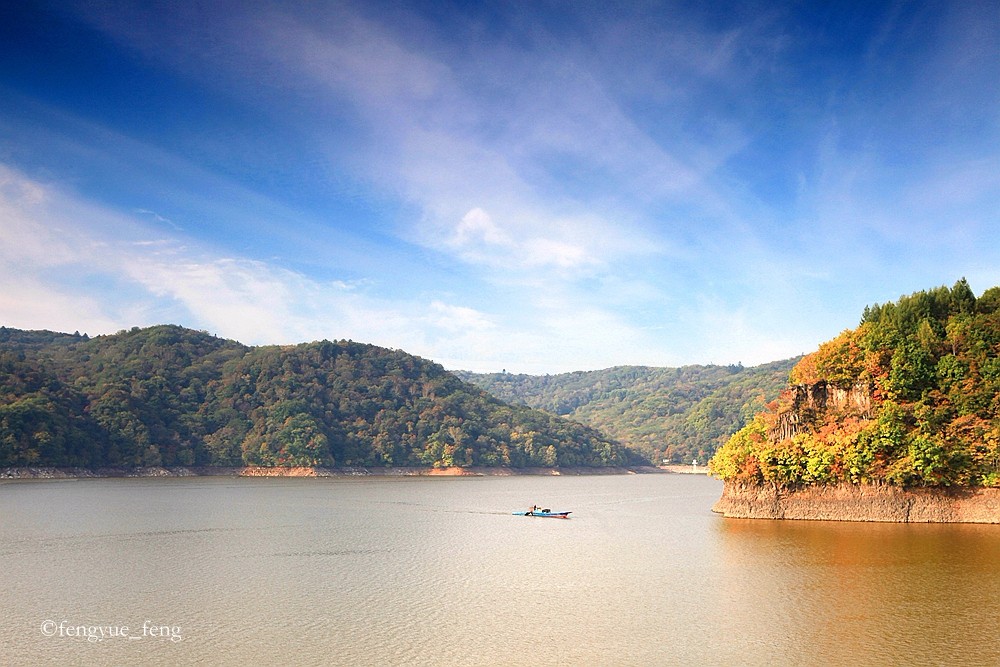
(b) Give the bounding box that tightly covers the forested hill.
[0,325,630,469]
[455,359,797,464]
[710,280,1000,488]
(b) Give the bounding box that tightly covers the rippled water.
[3,474,1000,665]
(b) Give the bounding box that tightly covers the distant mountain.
[0,325,631,469]
[711,280,1000,488]
[455,359,798,464]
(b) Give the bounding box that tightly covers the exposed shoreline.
[0,465,669,480]
[658,464,711,475]
[713,481,1000,523]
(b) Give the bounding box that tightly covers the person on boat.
[527,504,537,515]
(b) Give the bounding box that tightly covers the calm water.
[3,474,1000,666]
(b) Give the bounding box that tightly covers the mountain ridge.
[455,358,798,464]
[0,324,631,469]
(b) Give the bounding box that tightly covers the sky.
[1,0,998,373]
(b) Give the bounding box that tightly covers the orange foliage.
[789,329,865,387]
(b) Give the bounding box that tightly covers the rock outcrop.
[768,380,873,442]
[713,481,1000,523]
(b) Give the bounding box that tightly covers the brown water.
[2,474,1000,665]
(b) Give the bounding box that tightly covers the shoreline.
[658,464,711,475]
[0,465,670,480]
[713,481,1000,523]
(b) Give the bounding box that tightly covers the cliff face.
[713,482,1000,523]
[768,381,873,442]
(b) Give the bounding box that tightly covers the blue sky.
[1,1,998,373]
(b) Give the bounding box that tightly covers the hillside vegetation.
[456,359,796,464]
[710,280,1000,488]
[0,326,629,469]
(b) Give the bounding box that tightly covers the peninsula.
[709,280,1000,523]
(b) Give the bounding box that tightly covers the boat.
[512,507,571,518]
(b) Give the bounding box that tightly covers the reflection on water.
[714,516,1000,665]
[2,475,1000,665]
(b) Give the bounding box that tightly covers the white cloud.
[522,238,592,269]
[451,208,511,249]
[0,165,662,372]
[427,301,495,333]
[0,165,349,343]
[0,166,86,268]
[446,207,599,271]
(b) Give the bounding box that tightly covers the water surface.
[3,474,1000,665]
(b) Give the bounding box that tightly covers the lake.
[3,473,1000,665]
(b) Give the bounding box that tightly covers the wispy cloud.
[65,1,719,269]
[3,1,999,372]
[0,165,665,371]
[134,208,182,231]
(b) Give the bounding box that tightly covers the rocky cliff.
[713,481,1000,523]
[768,380,873,442]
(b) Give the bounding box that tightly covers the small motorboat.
[512,506,571,518]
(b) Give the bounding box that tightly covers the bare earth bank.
[0,465,667,480]
[714,481,1000,523]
